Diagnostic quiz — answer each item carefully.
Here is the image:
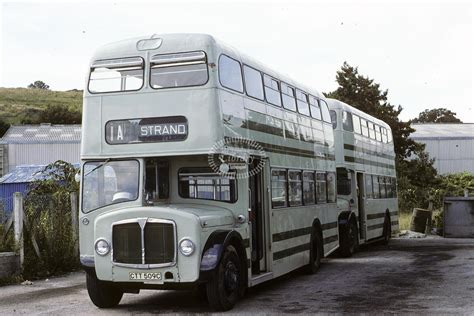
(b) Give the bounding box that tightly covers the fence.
[0,191,79,278]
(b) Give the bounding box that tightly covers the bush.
[22,161,80,279]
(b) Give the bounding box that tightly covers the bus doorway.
[248,158,267,275]
[357,172,367,241]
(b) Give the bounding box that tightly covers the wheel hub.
[224,261,239,293]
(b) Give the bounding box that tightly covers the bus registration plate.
[129,272,162,281]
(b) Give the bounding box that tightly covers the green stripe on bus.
[344,156,395,170]
[224,136,335,161]
[273,243,310,261]
[344,143,396,160]
[272,221,338,243]
[367,223,384,231]
[323,235,339,244]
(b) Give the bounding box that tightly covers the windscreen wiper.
[83,159,111,177]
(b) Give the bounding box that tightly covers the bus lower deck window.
[178,167,236,203]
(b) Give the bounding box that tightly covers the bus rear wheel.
[86,271,123,308]
[339,220,359,257]
[306,228,322,274]
[206,245,242,311]
[382,214,391,245]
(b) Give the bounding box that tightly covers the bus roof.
[326,98,391,131]
[90,33,325,100]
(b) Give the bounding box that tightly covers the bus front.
[79,34,248,310]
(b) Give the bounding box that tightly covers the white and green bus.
[327,98,399,255]
[79,34,394,311]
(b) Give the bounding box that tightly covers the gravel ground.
[0,237,473,314]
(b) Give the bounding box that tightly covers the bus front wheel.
[86,271,123,308]
[339,220,359,257]
[306,228,322,274]
[206,245,242,311]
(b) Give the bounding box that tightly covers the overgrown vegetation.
[22,161,80,279]
[0,87,82,132]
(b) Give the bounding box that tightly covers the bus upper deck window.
[263,74,282,107]
[219,55,244,93]
[342,111,353,132]
[353,115,362,134]
[319,99,332,123]
[309,96,322,120]
[89,57,144,93]
[150,51,208,89]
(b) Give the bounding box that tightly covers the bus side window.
[360,118,369,137]
[352,114,361,134]
[218,55,244,93]
[381,127,388,143]
[296,90,310,116]
[263,74,282,107]
[309,96,322,120]
[281,83,297,112]
[365,174,373,199]
[372,175,380,198]
[319,99,332,123]
[392,177,397,197]
[326,172,336,202]
[379,176,387,198]
[368,122,376,140]
[288,170,303,206]
[302,171,316,205]
[336,168,351,196]
[387,129,393,143]
[375,125,382,142]
[316,172,327,203]
[329,110,337,129]
[271,169,287,208]
[243,65,264,100]
[342,111,353,132]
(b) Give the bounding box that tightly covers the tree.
[0,119,10,138]
[325,62,417,160]
[38,104,82,124]
[412,108,462,123]
[28,80,50,90]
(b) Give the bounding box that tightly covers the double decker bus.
[79,34,394,311]
[327,98,399,254]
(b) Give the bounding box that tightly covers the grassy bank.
[0,88,82,124]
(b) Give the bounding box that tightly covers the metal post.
[70,192,79,255]
[13,192,24,267]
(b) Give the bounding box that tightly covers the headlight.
[95,238,111,256]
[179,238,195,256]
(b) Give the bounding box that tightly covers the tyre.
[306,228,322,274]
[339,219,359,257]
[86,271,123,308]
[381,214,391,245]
[206,245,243,311]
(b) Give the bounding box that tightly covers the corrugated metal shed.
[410,123,474,174]
[0,163,79,221]
[0,124,81,174]
[0,124,81,144]
[0,165,47,221]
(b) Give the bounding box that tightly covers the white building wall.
[419,138,474,174]
[7,143,80,172]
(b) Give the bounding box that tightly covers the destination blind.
[105,116,188,144]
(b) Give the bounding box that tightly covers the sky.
[0,0,472,122]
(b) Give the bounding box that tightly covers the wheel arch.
[199,230,248,283]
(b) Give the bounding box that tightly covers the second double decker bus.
[327,98,399,256]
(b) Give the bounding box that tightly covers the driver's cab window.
[145,159,170,202]
[336,168,352,196]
